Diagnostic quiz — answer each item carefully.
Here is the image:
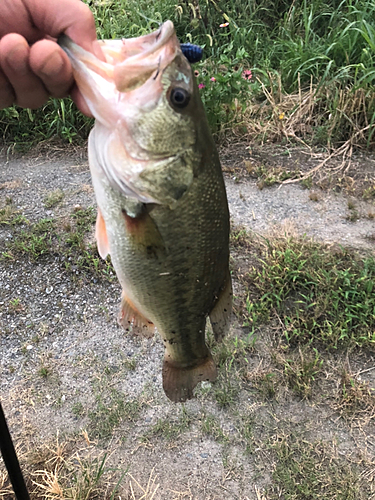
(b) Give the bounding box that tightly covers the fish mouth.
[59,21,179,94]
[59,23,194,206]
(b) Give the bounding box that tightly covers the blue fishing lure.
[180,43,203,63]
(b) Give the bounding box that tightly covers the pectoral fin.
[95,209,110,259]
[118,291,156,338]
[209,270,233,341]
[122,205,166,259]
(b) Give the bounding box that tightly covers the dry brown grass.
[243,75,375,184]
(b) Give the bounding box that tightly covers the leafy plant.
[0,0,373,148]
[243,236,375,348]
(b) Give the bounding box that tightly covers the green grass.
[267,433,365,499]
[0,204,114,281]
[201,414,229,444]
[238,233,375,348]
[27,439,127,500]
[143,406,191,441]
[44,189,65,208]
[88,389,142,439]
[276,347,324,399]
[0,0,374,148]
[0,202,29,226]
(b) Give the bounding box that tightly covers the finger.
[29,39,73,98]
[27,0,105,61]
[0,67,15,109]
[70,85,93,117]
[0,33,49,108]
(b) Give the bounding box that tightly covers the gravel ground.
[0,149,374,499]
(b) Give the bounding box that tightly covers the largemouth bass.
[60,22,232,402]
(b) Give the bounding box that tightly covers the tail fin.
[162,353,217,403]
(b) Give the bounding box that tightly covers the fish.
[59,21,232,403]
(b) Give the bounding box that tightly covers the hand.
[0,0,103,114]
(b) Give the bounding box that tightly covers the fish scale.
[60,21,232,402]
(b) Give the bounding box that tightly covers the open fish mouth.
[59,22,195,206]
[59,21,180,95]
[60,22,232,403]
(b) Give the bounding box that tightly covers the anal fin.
[162,353,217,403]
[209,270,233,341]
[118,291,156,339]
[95,208,110,259]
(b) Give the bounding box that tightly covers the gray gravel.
[0,151,374,499]
[226,177,375,250]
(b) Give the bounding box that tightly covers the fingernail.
[6,45,29,74]
[39,51,64,77]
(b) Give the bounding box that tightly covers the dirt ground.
[0,143,374,499]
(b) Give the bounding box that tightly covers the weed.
[255,165,301,190]
[229,226,254,250]
[144,406,191,441]
[214,370,240,408]
[277,347,323,399]
[213,331,255,371]
[347,199,356,210]
[363,184,375,199]
[267,433,365,499]
[346,199,359,221]
[29,437,127,500]
[72,402,84,417]
[38,366,51,379]
[301,177,313,189]
[88,390,141,439]
[8,297,25,314]
[1,208,115,281]
[88,389,142,439]
[0,205,29,226]
[12,231,52,260]
[44,189,64,208]
[0,0,374,148]
[201,414,228,444]
[238,413,255,454]
[309,191,320,202]
[251,371,279,400]
[346,209,359,221]
[124,357,137,371]
[242,235,375,348]
[335,369,375,419]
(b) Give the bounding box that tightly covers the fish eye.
[169,87,190,109]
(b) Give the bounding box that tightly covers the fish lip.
[58,34,113,77]
[122,20,176,63]
[58,21,179,90]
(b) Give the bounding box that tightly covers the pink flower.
[219,22,229,28]
[210,77,216,82]
[198,83,205,89]
[242,69,253,81]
